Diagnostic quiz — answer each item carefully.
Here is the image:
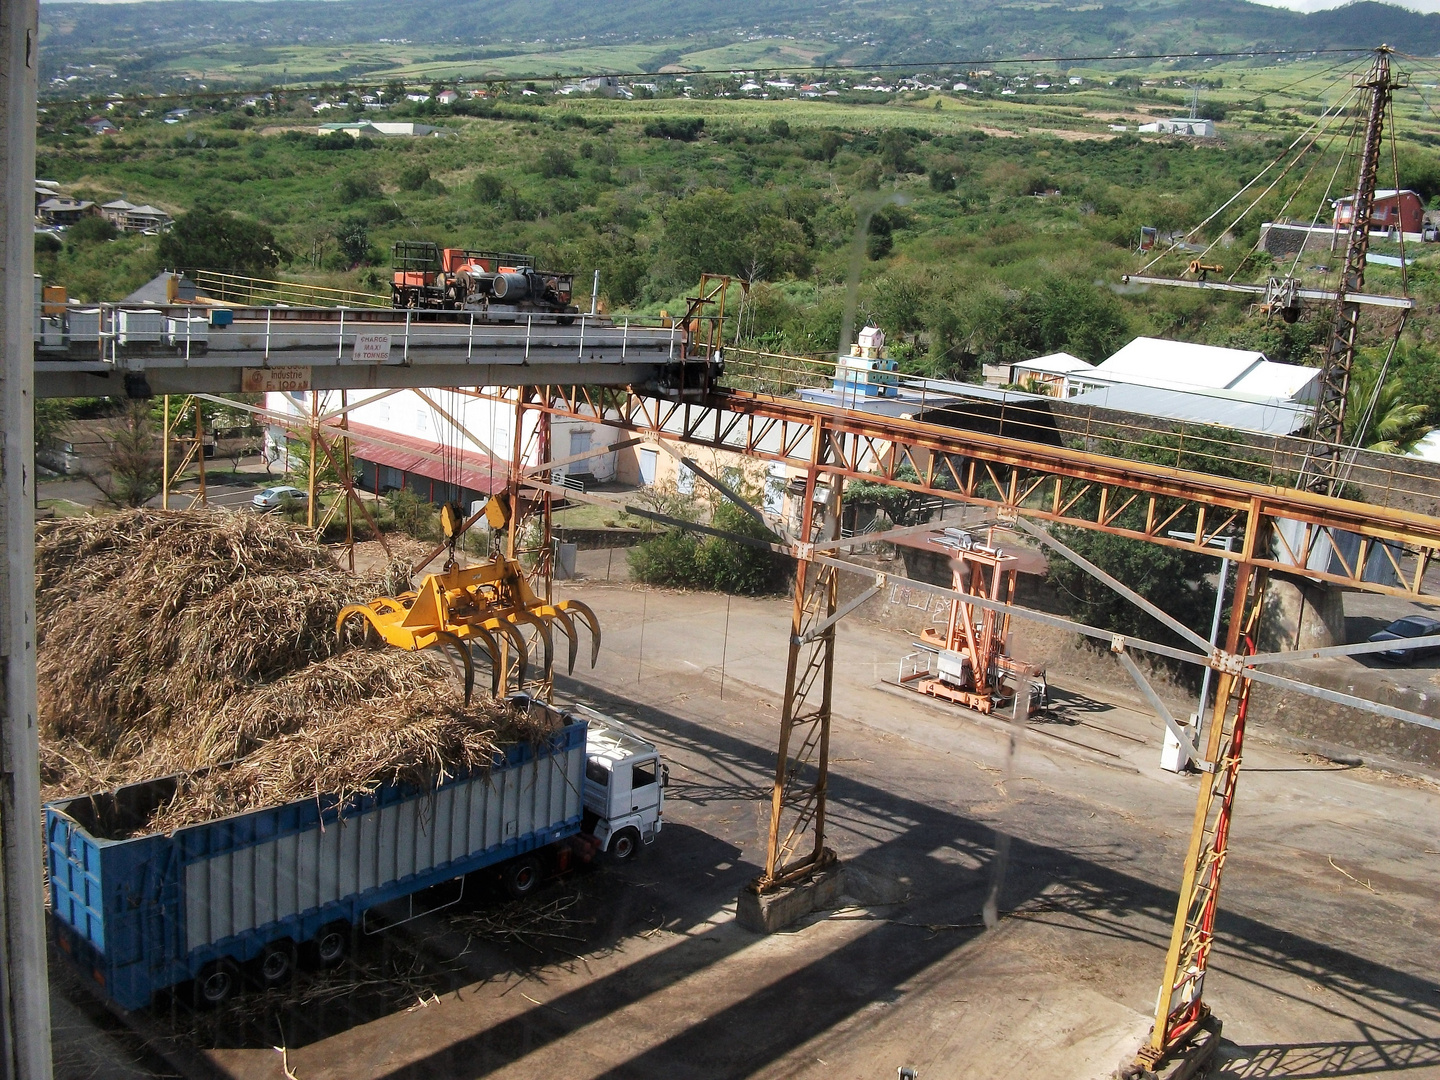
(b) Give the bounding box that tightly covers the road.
[55,561,1440,1080]
[38,470,305,516]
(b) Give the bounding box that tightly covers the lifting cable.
[1191,84,1360,269]
[1278,116,1362,286]
[1227,90,1361,284]
[1137,59,1368,276]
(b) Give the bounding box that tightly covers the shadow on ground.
[58,677,1440,1080]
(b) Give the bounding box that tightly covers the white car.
[252,486,308,509]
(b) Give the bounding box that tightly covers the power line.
[40,46,1373,110]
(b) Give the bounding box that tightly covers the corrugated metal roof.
[798,378,1050,416]
[1095,336,1318,404]
[347,420,507,494]
[1012,352,1092,376]
[1230,361,1319,403]
[1098,337,1264,390]
[1068,383,1311,436]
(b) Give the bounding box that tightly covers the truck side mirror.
[661,764,670,788]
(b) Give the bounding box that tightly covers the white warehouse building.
[264,389,627,505]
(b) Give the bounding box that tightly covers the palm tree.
[1344,364,1430,455]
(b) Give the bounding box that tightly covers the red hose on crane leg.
[1162,633,1256,1052]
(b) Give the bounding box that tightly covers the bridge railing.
[184,269,391,310]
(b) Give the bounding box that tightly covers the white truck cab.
[572,704,666,860]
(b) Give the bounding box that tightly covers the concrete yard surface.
[53,575,1440,1080]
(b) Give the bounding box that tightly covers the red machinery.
[391,241,577,318]
[899,528,1047,716]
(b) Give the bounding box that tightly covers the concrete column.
[1260,575,1346,652]
[0,0,55,1075]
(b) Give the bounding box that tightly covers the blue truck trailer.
[46,717,615,1010]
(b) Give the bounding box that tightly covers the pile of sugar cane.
[37,510,554,834]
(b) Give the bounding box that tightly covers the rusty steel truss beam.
[471,380,1440,1070]
[480,385,1440,601]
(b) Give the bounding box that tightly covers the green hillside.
[38,0,1440,91]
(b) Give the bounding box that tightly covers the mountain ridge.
[39,0,1440,81]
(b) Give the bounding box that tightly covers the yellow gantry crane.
[337,496,600,700]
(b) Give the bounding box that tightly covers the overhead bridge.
[33,305,692,398]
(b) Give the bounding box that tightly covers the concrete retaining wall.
[1250,662,1440,772]
[554,527,651,551]
[835,547,1440,774]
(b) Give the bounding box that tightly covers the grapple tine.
[558,600,601,667]
[545,607,579,674]
[336,604,379,641]
[429,631,474,705]
[485,618,529,691]
[467,626,504,697]
[508,608,553,684]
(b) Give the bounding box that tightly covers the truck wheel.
[610,828,642,862]
[311,922,350,969]
[194,960,238,1008]
[255,940,296,988]
[503,856,542,900]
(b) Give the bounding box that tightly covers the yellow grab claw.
[334,555,601,693]
[538,606,579,673]
[556,600,601,667]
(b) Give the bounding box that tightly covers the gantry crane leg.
[1137,562,1269,1071]
[757,456,841,889]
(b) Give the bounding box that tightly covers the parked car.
[1367,615,1440,664]
[252,485,308,509]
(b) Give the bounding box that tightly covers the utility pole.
[1305,46,1404,494]
[0,0,56,1074]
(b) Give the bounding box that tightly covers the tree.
[536,147,575,179]
[337,218,372,267]
[66,215,117,245]
[694,502,790,595]
[944,275,1130,369]
[866,216,893,260]
[34,399,71,456]
[627,490,788,595]
[656,189,811,288]
[642,118,704,141]
[877,129,919,173]
[1346,364,1429,454]
[472,173,503,203]
[384,489,440,539]
[337,174,381,202]
[89,401,162,508]
[397,163,431,191]
[155,208,283,274]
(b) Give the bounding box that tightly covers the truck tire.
[194,959,238,1008]
[503,855,542,900]
[609,827,642,862]
[255,940,296,988]
[310,922,350,969]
